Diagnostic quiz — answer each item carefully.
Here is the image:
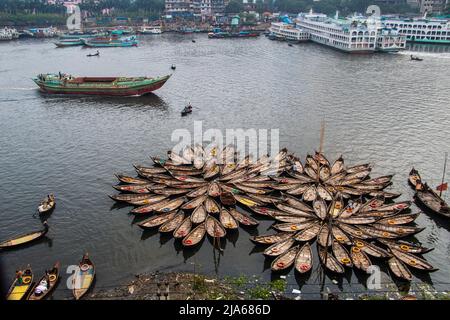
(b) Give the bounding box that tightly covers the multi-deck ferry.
[268,22,310,42]
[382,17,450,44]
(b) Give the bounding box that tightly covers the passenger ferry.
[382,17,450,44]
[268,22,310,42]
[295,10,406,53]
[138,25,162,34]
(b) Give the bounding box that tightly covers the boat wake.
[0,87,36,91]
[398,51,450,59]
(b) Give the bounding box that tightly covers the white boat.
[138,26,162,34]
[295,10,406,53]
[268,22,310,42]
[382,17,450,45]
[0,27,19,41]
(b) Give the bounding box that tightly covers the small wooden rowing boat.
[264,238,295,256]
[271,246,300,271]
[109,193,164,203]
[233,194,262,207]
[112,183,152,193]
[313,198,327,220]
[205,197,220,214]
[332,241,353,268]
[352,239,391,258]
[275,203,314,218]
[173,217,192,238]
[27,262,60,300]
[159,211,185,233]
[138,211,177,229]
[331,225,352,245]
[186,185,208,198]
[191,205,207,224]
[346,163,371,174]
[330,156,344,176]
[293,222,321,241]
[38,194,55,214]
[295,243,313,273]
[318,245,344,273]
[229,208,259,226]
[377,212,420,225]
[317,224,332,247]
[273,221,314,232]
[182,223,206,246]
[0,221,49,249]
[408,168,422,189]
[154,197,186,213]
[206,215,227,238]
[219,208,238,229]
[250,232,292,244]
[207,182,221,197]
[181,195,207,210]
[115,174,149,184]
[6,265,33,300]
[388,256,412,281]
[390,248,436,271]
[337,223,371,239]
[303,185,317,202]
[219,191,236,206]
[414,184,450,218]
[377,239,433,254]
[350,246,372,272]
[73,253,95,300]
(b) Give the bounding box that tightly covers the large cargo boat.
[33,73,171,96]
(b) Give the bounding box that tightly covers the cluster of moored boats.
[110,146,441,281]
[1,195,96,300]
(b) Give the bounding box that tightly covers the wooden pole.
[439,152,448,197]
[319,119,325,154]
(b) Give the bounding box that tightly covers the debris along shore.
[86,272,450,300]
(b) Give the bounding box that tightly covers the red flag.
[436,183,448,192]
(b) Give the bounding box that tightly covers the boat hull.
[34,75,170,97]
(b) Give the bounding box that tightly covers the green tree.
[225,0,243,14]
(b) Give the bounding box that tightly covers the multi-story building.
[420,0,448,14]
[165,0,194,15]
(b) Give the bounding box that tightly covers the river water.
[0,34,449,299]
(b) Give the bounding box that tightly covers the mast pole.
[439,152,448,197]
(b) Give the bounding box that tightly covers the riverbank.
[86,272,450,300]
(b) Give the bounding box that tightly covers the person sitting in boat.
[34,278,49,296]
[15,270,23,284]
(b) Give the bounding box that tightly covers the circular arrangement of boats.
[110,146,437,281]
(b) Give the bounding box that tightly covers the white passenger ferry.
[295,10,406,53]
[382,17,450,44]
[268,22,310,42]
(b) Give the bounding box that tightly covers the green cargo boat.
[33,73,171,96]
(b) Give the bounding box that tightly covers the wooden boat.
[233,194,262,207]
[186,185,208,198]
[318,246,344,273]
[205,197,220,214]
[0,221,49,249]
[191,205,207,224]
[337,216,378,225]
[205,216,227,238]
[112,184,151,193]
[204,165,220,179]
[325,171,347,185]
[273,221,315,232]
[305,155,319,171]
[353,239,391,258]
[271,246,300,271]
[317,224,332,247]
[246,193,283,205]
[410,55,423,61]
[131,198,172,214]
[233,183,271,194]
[293,222,321,241]
[303,185,317,202]
[250,232,292,244]
[219,191,236,206]
[331,225,352,245]
[388,256,412,281]
[275,203,314,217]
[356,225,398,239]
[182,223,206,246]
[350,246,372,272]
[159,211,185,233]
[6,266,33,300]
[414,184,450,218]
[332,241,353,267]
[34,73,170,96]
[288,156,304,173]
[115,174,149,184]
[368,191,402,199]
[346,163,371,174]
[295,243,313,273]
[313,198,327,220]
[133,165,167,174]
[229,208,259,226]
[82,36,138,47]
[337,223,371,239]
[285,171,315,183]
[372,223,424,237]
[73,253,95,300]
[272,214,312,223]
[38,194,55,214]
[304,166,318,180]
[181,195,207,210]
[173,217,192,238]
[317,185,333,201]
[138,211,177,229]
[362,175,393,186]
[219,208,238,229]
[377,212,420,225]
[282,194,314,212]
[154,197,186,213]
[390,248,436,271]
[377,239,433,254]
[207,182,221,197]
[153,188,190,196]
[264,238,295,257]
[54,39,83,47]
[27,262,60,300]
[109,193,163,203]
[408,168,422,188]
[319,166,331,181]
[330,156,344,176]
[173,174,205,183]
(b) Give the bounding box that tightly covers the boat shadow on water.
[36,91,169,110]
